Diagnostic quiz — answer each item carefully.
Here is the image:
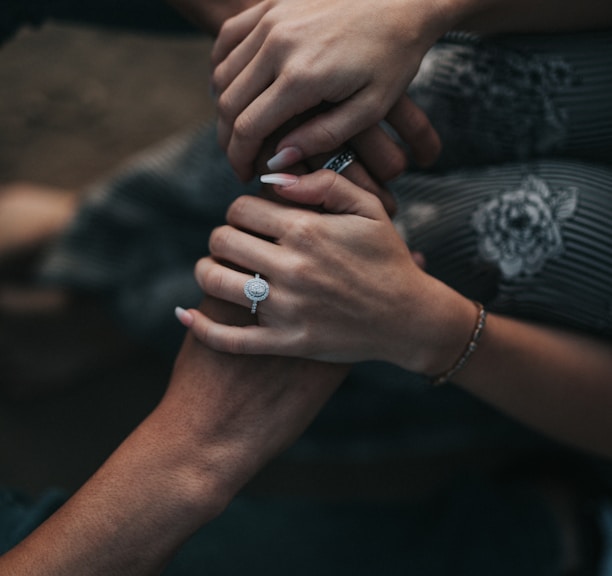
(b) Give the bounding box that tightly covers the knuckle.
[191,320,209,344]
[316,122,344,152]
[208,225,233,256]
[225,333,248,355]
[226,195,250,223]
[218,15,236,38]
[319,169,342,195]
[211,66,226,94]
[379,150,407,181]
[233,111,258,143]
[216,90,237,121]
[286,213,317,248]
[201,265,225,297]
[285,254,314,285]
[278,58,315,94]
[404,106,429,136]
[194,257,208,284]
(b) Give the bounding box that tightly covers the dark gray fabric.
[41,126,260,353]
[0,488,66,554]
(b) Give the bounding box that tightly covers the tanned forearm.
[0,298,347,575]
[452,313,612,458]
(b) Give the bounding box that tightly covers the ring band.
[244,273,270,314]
[322,149,356,174]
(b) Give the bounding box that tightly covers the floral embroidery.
[410,39,578,167]
[471,175,578,279]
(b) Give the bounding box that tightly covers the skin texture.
[211,0,444,180]
[210,0,612,179]
[181,171,612,459]
[187,171,467,368]
[0,297,348,575]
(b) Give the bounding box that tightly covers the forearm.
[0,402,227,576]
[0,296,347,575]
[437,308,612,457]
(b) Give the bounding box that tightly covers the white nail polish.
[267,146,302,171]
[260,174,299,186]
[175,306,194,327]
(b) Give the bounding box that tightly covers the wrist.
[388,281,478,377]
[147,401,246,522]
[422,290,479,378]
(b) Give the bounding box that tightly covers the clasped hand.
[211,0,445,180]
[179,171,440,369]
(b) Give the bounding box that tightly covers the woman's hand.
[211,0,448,180]
[252,110,404,216]
[178,170,473,372]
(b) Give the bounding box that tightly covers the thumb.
[259,171,384,218]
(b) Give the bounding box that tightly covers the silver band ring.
[322,149,356,174]
[244,273,270,314]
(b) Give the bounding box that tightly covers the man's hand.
[164,296,349,500]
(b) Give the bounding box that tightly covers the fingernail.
[260,173,299,186]
[175,306,194,327]
[267,146,302,171]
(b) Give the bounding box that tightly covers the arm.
[180,171,612,458]
[453,313,612,459]
[210,0,612,180]
[0,297,347,575]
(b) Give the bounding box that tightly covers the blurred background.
[0,21,214,495]
[0,16,573,512]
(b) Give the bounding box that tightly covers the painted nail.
[260,173,299,186]
[267,146,302,171]
[175,306,194,328]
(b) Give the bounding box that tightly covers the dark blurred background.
[0,21,214,495]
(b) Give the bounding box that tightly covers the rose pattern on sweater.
[471,175,578,279]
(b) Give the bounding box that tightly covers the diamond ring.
[244,273,270,314]
[322,149,357,174]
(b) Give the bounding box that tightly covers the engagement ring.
[244,273,270,314]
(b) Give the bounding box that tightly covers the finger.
[386,95,441,168]
[224,194,307,239]
[412,251,427,270]
[256,103,334,179]
[306,152,396,216]
[195,257,272,310]
[225,77,327,180]
[213,10,284,103]
[208,224,281,273]
[216,56,276,154]
[261,170,384,219]
[268,90,388,169]
[179,308,293,356]
[210,2,270,68]
[351,125,407,183]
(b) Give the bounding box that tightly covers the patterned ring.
[322,149,357,174]
[244,273,270,314]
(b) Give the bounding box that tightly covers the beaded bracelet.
[430,301,487,387]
